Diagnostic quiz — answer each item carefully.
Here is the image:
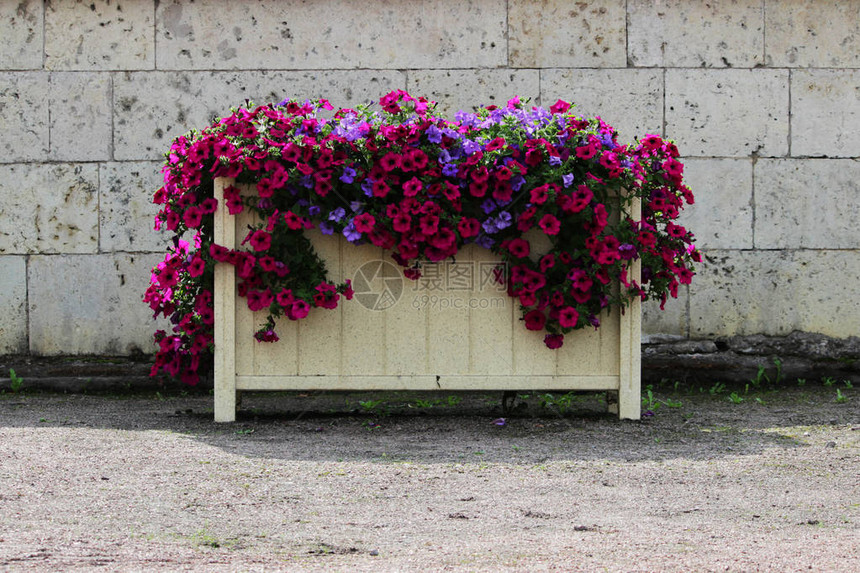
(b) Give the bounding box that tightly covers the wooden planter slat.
[213,177,641,421]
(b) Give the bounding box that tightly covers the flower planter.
[213,178,641,421]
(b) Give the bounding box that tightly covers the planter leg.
[214,385,236,422]
[606,391,619,415]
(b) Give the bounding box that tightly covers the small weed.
[728,392,744,404]
[797,378,806,386]
[709,382,727,395]
[641,386,660,413]
[822,376,836,386]
[835,389,848,404]
[754,397,766,405]
[773,357,784,384]
[235,428,255,435]
[155,392,165,401]
[664,397,683,408]
[539,392,579,414]
[750,357,784,388]
[359,399,385,410]
[750,365,768,388]
[9,369,23,393]
[844,380,854,389]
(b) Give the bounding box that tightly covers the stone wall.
[1,0,858,362]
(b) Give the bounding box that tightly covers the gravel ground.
[0,384,858,572]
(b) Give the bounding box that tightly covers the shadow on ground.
[1,383,857,466]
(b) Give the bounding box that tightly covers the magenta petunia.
[524,310,546,331]
[544,334,564,349]
[558,306,579,328]
[538,214,561,235]
[248,230,272,252]
[354,213,376,233]
[507,238,530,258]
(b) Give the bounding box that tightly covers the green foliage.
[709,382,727,395]
[8,369,23,393]
[539,392,580,414]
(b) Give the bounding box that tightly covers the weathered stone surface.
[113,70,406,160]
[0,256,27,354]
[0,164,98,254]
[756,159,860,249]
[666,69,789,157]
[628,0,764,68]
[721,331,860,360]
[48,72,112,161]
[765,1,860,67]
[28,253,168,355]
[643,293,688,338]
[155,0,506,70]
[679,158,753,249]
[791,70,860,157]
[690,249,860,339]
[100,162,165,253]
[541,69,663,142]
[0,0,43,70]
[44,0,154,70]
[0,72,49,162]
[406,69,539,117]
[508,0,626,68]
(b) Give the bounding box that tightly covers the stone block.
[0,0,43,70]
[0,163,99,254]
[666,69,789,157]
[0,72,49,162]
[113,70,406,161]
[755,159,860,249]
[541,69,663,143]
[100,162,166,253]
[45,0,154,70]
[678,158,753,249]
[627,0,764,68]
[28,253,168,355]
[155,0,506,70]
[48,72,112,161]
[765,1,860,67]
[508,0,626,68]
[0,256,27,354]
[690,249,860,339]
[406,69,540,117]
[643,292,688,338]
[791,70,860,157]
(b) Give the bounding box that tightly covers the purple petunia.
[343,221,361,242]
[339,166,357,184]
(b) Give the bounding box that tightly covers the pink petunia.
[354,213,376,233]
[558,306,579,328]
[538,214,561,235]
[507,238,530,259]
[544,334,564,349]
[248,230,272,252]
[524,310,546,331]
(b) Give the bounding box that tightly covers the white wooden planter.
[213,178,641,421]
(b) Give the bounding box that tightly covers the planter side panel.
[230,184,623,381]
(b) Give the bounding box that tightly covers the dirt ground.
[0,382,858,572]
